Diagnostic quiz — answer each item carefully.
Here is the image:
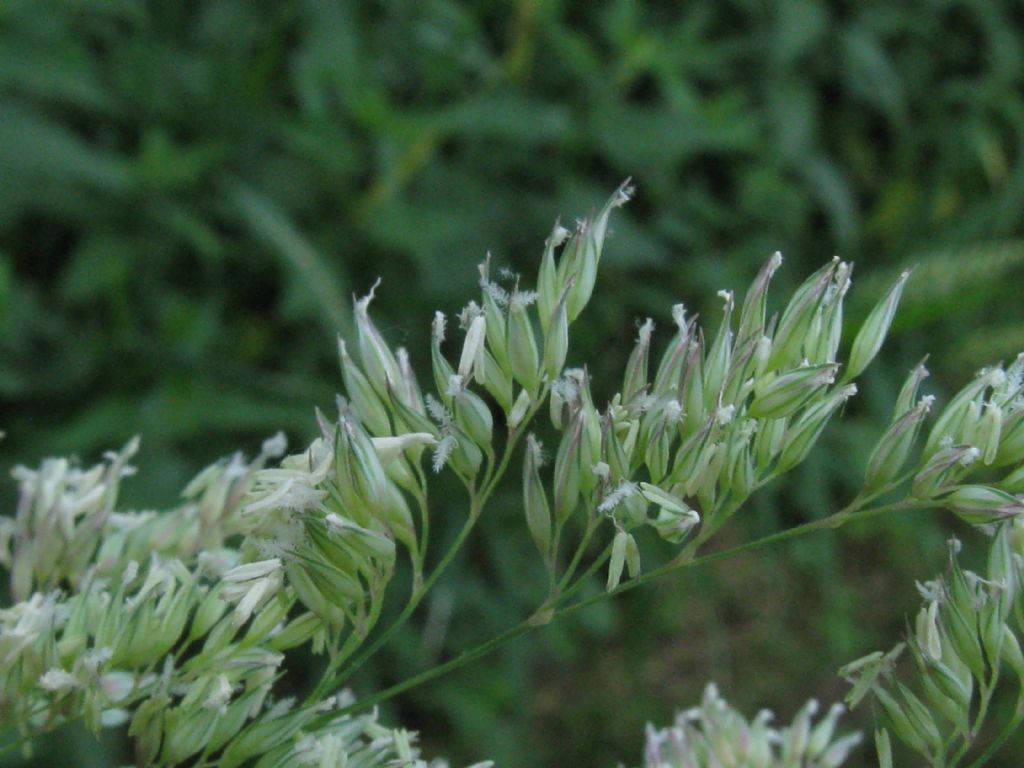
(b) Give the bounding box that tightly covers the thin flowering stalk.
[315,495,939,731]
[315,382,551,698]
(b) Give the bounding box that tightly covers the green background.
[2,0,1024,765]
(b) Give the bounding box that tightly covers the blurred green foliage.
[2,0,1024,765]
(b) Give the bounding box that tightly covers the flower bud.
[783,698,815,761]
[702,291,734,408]
[200,614,242,657]
[321,514,396,564]
[244,593,294,647]
[777,384,858,473]
[943,485,1024,526]
[371,432,437,466]
[924,367,1001,456]
[679,339,705,436]
[620,491,649,529]
[1011,516,1024,554]
[752,416,786,469]
[806,702,844,759]
[303,554,367,614]
[190,586,229,643]
[652,306,693,398]
[549,380,570,430]
[840,646,900,708]
[507,388,532,430]
[736,251,782,345]
[269,611,323,651]
[720,334,758,406]
[750,363,838,419]
[458,313,487,383]
[637,482,687,515]
[875,728,893,768]
[603,412,632,482]
[567,180,632,321]
[820,733,862,768]
[647,492,700,544]
[161,704,220,764]
[914,601,943,661]
[863,396,933,493]
[875,684,937,757]
[995,409,1024,466]
[451,383,494,449]
[523,435,552,559]
[607,530,629,591]
[431,311,457,406]
[553,415,583,524]
[223,558,281,585]
[543,285,571,380]
[537,220,568,334]
[447,432,483,483]
[353,281,403,399]
[206,688,264,755]
[754,334,772,380]
[222,561,283,628]
[916,653,971,733]
[555,225,583,304]
[988,525,1019,615]
[1001,464,1024,493]
[809,261,851,366]
[722,423,755,500]
[1001,625,1024,687]
[624,534,641,579]
[339,428,387,518]
[151,580,198,660]
[622,318,654,406]
[285,561,347,627]
[979,599,1004,678]
[577,382,603,494]
[507,292,541,394]
[129,696,169,767]
[695,442,726,512]
[975,402,1003,465]
[656,504,702,547]
[682,440,720,498]
[644,424,673,484]
[384,386,439,443]
[338,339,391,436]
[379,485,417,553]
[845,269,910,381]
[478,350,514,412]
[667,421,711,488]
[220,709,310,768]
[911,445,979,499]
[479,258,510,372]
[944,572,986,681]
[767,258,837,371]
[893,358,930,420]
[395,347,425,415]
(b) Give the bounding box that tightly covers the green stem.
[966,693,1024,768]
[315,497,927,723]
[329,617,536,723]
[972,681,995,739]
[556,516,599,593]
[550,498,926,624]
[556,540,613,605]
[411,484,430,592]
